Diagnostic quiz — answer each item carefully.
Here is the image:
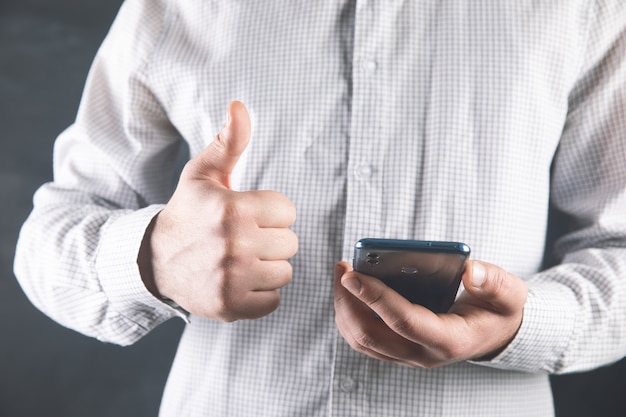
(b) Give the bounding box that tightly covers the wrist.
[138,213,191,321]
[138,214,161,297]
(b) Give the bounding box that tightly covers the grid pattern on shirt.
[13,0,626,416]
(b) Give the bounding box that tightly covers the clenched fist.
[140,101,298,321]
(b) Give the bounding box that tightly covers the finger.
[340,266,435,334]
[461,260,528,315]
[187,100,251,187]
[249,260,293,291]
[333,263,399,358]
[334,297,413,365]
[333,262,430,365]
[228,290,282,321]
[237,189,297,228]
[253,228,298,261]
[338,264,456,349]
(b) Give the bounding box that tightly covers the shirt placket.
[332,0,387,415]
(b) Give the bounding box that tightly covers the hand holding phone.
[334,256,528,368]
[353,238,470,313]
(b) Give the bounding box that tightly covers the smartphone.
[353,238,471,313]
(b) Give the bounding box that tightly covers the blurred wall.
[0,1,184,416]
[0,1,624,416]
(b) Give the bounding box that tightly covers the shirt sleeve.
[13,0,186,346]
[479,1,626,374]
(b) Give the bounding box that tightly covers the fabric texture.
[14,0,626,416]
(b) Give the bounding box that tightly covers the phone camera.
[366,253,380,266]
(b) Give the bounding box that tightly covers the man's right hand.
[139,101,298,322]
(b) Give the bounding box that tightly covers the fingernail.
[225,110,231,127]
[217,114,231,144]
[472,262,486,288]
[221,111,231,131]
[342,277,362,296]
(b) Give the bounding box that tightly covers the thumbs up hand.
[140,101,298,322]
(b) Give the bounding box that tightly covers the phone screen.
[353,239,470,313]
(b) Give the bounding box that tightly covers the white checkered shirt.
[15,0,626,416]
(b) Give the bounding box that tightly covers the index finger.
[236,189,297,228]
[345,272,462,347]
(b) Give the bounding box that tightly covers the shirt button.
[339,377,357,393]
[361,58,378,73]
[355,163,373,179]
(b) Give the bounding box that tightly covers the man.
[15,1,626,416]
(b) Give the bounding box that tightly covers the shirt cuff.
[96,205,190,336]
[470,281,577,373]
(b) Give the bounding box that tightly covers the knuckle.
[212,294,234,320]
[438,343,462,362]
[333,289,350,311]
[285,200,297,224]
[212,297,242,323]
[279,262,294,286]
[212,303,235,322]
[387,314,415,336]
[275,231,298,257]
[360,286,385,308]
[434,332,471,362]
[216,249,238,273]
[210,274,239,319]
[265,264,291,289]
[424,338,446,357]
[246,292,281,320]
[218,236,251,270]
[266,191,297,222]
[287,231,299,255]
[220,198,249,229]
[352,330,378,352]
[265,293,281,314]
[487,268,511,299]
[270,190,294,207]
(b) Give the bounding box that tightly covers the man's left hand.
[333,260,528,368]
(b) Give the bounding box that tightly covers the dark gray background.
[1,1,624,416]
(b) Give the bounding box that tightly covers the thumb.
[334,261,352,281]
[462,260,527,315]
[189,100,251,188]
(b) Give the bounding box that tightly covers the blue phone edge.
[355,238,471,255]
